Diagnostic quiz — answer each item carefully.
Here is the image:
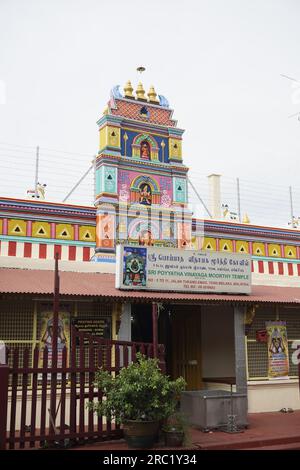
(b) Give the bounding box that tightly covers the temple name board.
[116,245,251,294]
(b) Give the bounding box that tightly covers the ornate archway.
[130,175,161,204]
[131,134,159,161]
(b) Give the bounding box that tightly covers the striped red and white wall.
[0,240,93,262]
[1,241,300,276]
[251,259,300,277]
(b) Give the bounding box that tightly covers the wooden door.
[171,305,202,390]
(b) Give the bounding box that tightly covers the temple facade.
[0,80,300,414]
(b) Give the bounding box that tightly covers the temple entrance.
[131,302,202,390]
[131,303,153,343]
[159,304,202,390]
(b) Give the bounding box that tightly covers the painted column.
[26,220,32,237]
[2,219,8,235]
[74,224,79,241]
[118,303,131,342]
[50,223,56,239]
[264,243,269,257]
[118,303,132,366]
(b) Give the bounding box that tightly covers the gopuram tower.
[92,80,192,262]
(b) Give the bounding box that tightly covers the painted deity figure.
[269,329,285,354]
[139,183,152,205]
[139,229,153,246]
[140,141,150,159]
[41,318,67,349]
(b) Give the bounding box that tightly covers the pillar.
[118,303,131,342]
[234,305,247,396]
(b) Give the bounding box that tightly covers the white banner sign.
[116,245,251,294]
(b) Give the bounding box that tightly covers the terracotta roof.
[1,267,300,304]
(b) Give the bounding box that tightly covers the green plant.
[88,353,186,424]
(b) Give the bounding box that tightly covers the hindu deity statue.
[140,141,150,159]
[139,183,152,205]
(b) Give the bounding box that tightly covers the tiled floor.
[70,411,300,450]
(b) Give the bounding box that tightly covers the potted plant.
[89,353,186,449]
[162,411,190,447]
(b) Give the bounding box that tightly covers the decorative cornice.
[96,153,188,173]
[0,234,96,247]
[0,198,95,219]
[192,218,300,243]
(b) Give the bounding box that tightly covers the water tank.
[180,390,248,432]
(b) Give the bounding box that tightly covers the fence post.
[0,364,9,450]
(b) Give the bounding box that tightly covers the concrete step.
[247,442,300,451]
[197,434,300,450]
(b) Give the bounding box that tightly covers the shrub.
[89,353,186,424]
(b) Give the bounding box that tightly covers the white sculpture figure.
[27,182,47,200]
[288,216,300,229]
[222,204,238,221]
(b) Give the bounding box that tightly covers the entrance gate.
[0,326,165,449]
[171,306,202,390]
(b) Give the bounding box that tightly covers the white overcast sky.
[0,0,300,224]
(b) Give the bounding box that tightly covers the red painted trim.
[69,246,76,261]
[278,262,284,275]
[280,245,285,258]
[288,263,294,276]
[268,261,274,274]
[83,247,90,261]
[39,244,47,259]
[54,245,62,260]
[8,241,16,256]
[24,243,32,258]
[297,264,300,276]
[258,260,264,273]
[249,241,253,255]
[251,261,254,272]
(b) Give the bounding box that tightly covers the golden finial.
[103,105,109,115]
[147,85,159,103]
[124,80,134,98]
[136,81,146,101]
[242,213,250,224]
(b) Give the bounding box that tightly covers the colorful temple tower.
[93,81,192,260]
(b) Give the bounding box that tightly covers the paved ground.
[70,410,300,450]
